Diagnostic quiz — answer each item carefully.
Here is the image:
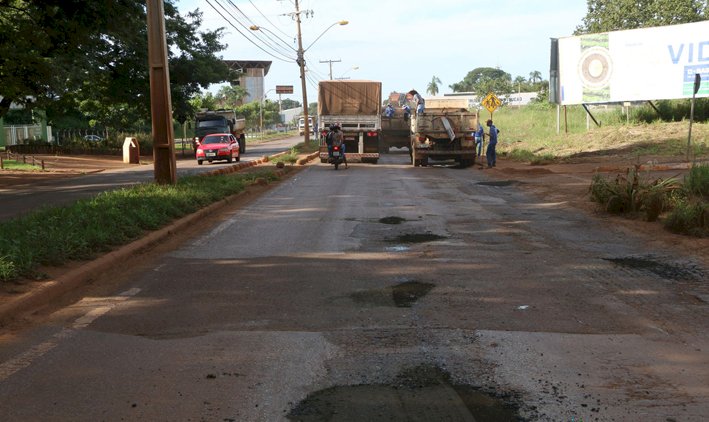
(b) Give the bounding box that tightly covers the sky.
[174,0,590,104]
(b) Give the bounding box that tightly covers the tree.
[450,67,512,95]
[280,98,301,110]
[528,71,542,84]
[575,0,707,34]
[215,85,250,109]
[0,1,234,130]
[426,76,442,96]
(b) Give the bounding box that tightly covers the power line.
[204,0,294,63]
[248,0,293,40]
[223,0,295,58]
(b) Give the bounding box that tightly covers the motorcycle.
[329,145,346,170]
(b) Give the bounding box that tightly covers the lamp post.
[250,12,348,143]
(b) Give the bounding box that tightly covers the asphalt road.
[0,152,707,421]
[0,136,303,221]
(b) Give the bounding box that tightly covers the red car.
[195,133,240,165]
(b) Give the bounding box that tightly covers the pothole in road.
[287,365,519,422]
[350,280,435,308]
[604,256,706,282]
[379,216,407,225]
[389,232,448,243]
[476,180,519,187]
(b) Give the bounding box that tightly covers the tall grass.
[0,171,279,283]
[684,163,709,197]
[485,105,709,160]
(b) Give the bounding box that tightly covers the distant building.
[223,60,272,105]
[280,107,303,126]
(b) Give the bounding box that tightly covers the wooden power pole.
[146,0,177,185]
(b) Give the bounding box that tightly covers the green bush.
[589,166,680,220]
[684,163,709,198]
[664,198,709,236]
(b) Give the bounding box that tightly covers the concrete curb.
[0,165,295,323]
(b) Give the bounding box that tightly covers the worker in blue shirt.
[485,119,499,168]
[384,103,395,118]
[402,104,411,120]
[474,122,484,159]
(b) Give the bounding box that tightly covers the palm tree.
[528,70,542,84]
[426,76,442,96]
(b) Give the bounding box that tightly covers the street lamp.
[250,17,348,143]
[336,65,359,80]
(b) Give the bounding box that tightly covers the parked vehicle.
[410,108,478,168]
[195,133,240,165]
[194,109,247,154]
[317,80,382,164]
[83,134,104,142]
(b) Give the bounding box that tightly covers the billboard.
[554,20,709,105]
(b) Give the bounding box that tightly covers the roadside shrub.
[664,199,709,236]
[684,163,709,198]
[589,166,680,220]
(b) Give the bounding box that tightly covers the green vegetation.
[270,140,320,164]
[0,171,280,283]
[0,160,43,171]
[484,105,709,161]
[590,163,709,235]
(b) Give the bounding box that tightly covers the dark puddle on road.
[389,232,447,243]
[351,281,435,308]
[287,365,519,422]
[379,216,407,225]
[604,256,706,282]
[476,180,519,187]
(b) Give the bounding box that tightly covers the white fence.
[3,125,52,146]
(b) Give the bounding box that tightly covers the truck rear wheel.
[239,135,246,154]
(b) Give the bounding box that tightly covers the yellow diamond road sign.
[482,92,501,113]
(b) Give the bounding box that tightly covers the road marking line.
[0,288,141,382]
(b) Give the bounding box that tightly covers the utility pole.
[319,59,341,80]
[294,0,310,143]
[146,0,176,184]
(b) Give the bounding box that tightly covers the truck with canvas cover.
[410,108,477,168]
[318,80,381,164]
[194,109,247,154]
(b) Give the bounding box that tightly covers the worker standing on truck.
[402,104,411,120]
[384,104,395,118]
[485,119,499,168]
[407,90,425,114]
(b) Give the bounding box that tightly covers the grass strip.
[1,160,43,171]
[0,170,279,283]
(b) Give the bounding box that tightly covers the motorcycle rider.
[330,124,347,168]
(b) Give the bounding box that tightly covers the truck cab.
[298,117,315,136]
[194,109,246,154]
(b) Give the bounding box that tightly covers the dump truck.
[194,109,247,154]
[380,102,412,153]
[318,80,382,164]
[410,108,478,168]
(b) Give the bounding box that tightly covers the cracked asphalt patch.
[604,255,706,282]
